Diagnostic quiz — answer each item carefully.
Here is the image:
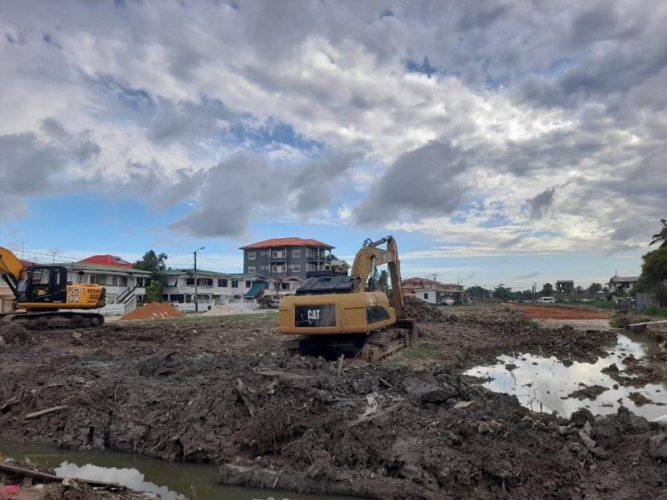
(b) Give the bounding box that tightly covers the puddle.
[464,334,667,421]
[0,442,353,500]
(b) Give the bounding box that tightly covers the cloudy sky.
[1,0,665,289]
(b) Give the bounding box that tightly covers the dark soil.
[567,384,609,400]
[0,310,665,499]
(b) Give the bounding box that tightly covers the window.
[245,281,251,288]
[424,292,429,300]
[248,266,256,273]
[136,277,146,287]
[248,252,256,260]
[272,264,286,273]
[292,249,301,258]
[218,279,228,287]
[260,251,266,256]
[186,278,195,286]
[272,250,286,259]
[231,280,239,288]
[288,264,300,273]
[259,266,265,271]
[121,277,128,287]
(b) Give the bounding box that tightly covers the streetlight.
[194,247,205,312]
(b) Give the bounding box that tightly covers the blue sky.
[1,1,665,290]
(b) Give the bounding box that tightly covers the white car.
[537,296,555,304]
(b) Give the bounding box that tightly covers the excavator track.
[286,319,417,363]
[1,312,105,330]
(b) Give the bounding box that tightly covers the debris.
[567,384,608,400]
[454,401,474,409]
[234,379,255,418]
[24,405,68,420]
[648,433,667,460]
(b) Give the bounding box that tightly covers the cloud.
[170,152,357,237]
[513,271,542,280]
[356,140,470,224]
[527,187,556,220]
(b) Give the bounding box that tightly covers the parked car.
[537,296,555,304]
[441,298,455,306]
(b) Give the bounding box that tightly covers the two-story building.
[162,269,303,312]
[608,275,640,295]
[54,255,152,315]
[240,238,334,280]
[402,277,465,305]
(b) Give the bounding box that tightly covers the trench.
[0,442,354,500]
[464,333,667,421]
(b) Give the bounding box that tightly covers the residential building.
[608,275,640,295]
[402,277,465,304]
[240,237,334,280]
[53,260,151,315]
[556,280,575,294]
[162,269,303,312]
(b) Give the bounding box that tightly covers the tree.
[588,283,602,296]
[541,283,554,296]
[145,280,164,303]
[638,246,667,306]
[649,218,667,249]
[493,284,512,301]
[134,250,168,300]
[466,286,490,302]
[378,270,389,292]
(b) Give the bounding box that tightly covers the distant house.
[608,276,640,295]
[556,280,574,294]
[402,277,465,304]
[240,237,335,280]
[162,269,303,312]
[51,258,152,316]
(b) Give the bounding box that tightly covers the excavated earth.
[0,306,665,499]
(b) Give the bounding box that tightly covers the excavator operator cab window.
[24,266,68,303]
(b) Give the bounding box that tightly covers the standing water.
[0,442,355,500]
[464,333,666,420]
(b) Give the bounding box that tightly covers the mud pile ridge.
[120,303,184,321]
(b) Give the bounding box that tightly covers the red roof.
[241,237,333,250]
[80,254,134,269]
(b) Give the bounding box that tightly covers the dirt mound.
[201,303,263,316]
[402,297,443,321]
[513,304,613,320]
[0,321,30,346]
[120,303,184,321]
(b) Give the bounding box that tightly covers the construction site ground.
[0,304,665,499]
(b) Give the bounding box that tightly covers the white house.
[162,269,303,312]
[608,276,640,295]
[414,287,439,304]
[55,260,152,316]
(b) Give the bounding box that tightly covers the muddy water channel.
[464,333,666,421]
[0,442,352,500]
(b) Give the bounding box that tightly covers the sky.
[1,0,666,290]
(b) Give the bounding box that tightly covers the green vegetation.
[403,343,436,360]
[134,250,169,302]
[637,219,667,307]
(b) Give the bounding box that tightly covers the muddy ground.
[0,306,665,499]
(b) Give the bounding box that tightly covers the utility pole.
[193,246,205,312]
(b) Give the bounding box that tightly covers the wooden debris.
[235,379,255,418]
[0,394,21,413]
[0,463,126,490]
[24,405,67,420]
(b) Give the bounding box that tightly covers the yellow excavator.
[0,247,106,328]
[279,235,416,361]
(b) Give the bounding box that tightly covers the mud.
[0,310,665,498]
[512,304,613,320]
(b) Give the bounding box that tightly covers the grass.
[402,342,436,360]
[638,306,667,318]
[114,311,279,327]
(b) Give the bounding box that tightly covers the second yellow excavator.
[0,247,106,329]
[279,235,416,361]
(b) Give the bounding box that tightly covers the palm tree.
[649,219,667,248]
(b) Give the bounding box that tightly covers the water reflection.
[56,462,185,499]
[464,334,666,421]
[0,442,352,500]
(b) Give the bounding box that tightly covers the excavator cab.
[17,266,68,303]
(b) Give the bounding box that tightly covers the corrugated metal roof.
[80,254,134,269]
[240,237,333,250]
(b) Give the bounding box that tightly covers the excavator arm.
[350,236,405,319]
[0,246,24,298]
